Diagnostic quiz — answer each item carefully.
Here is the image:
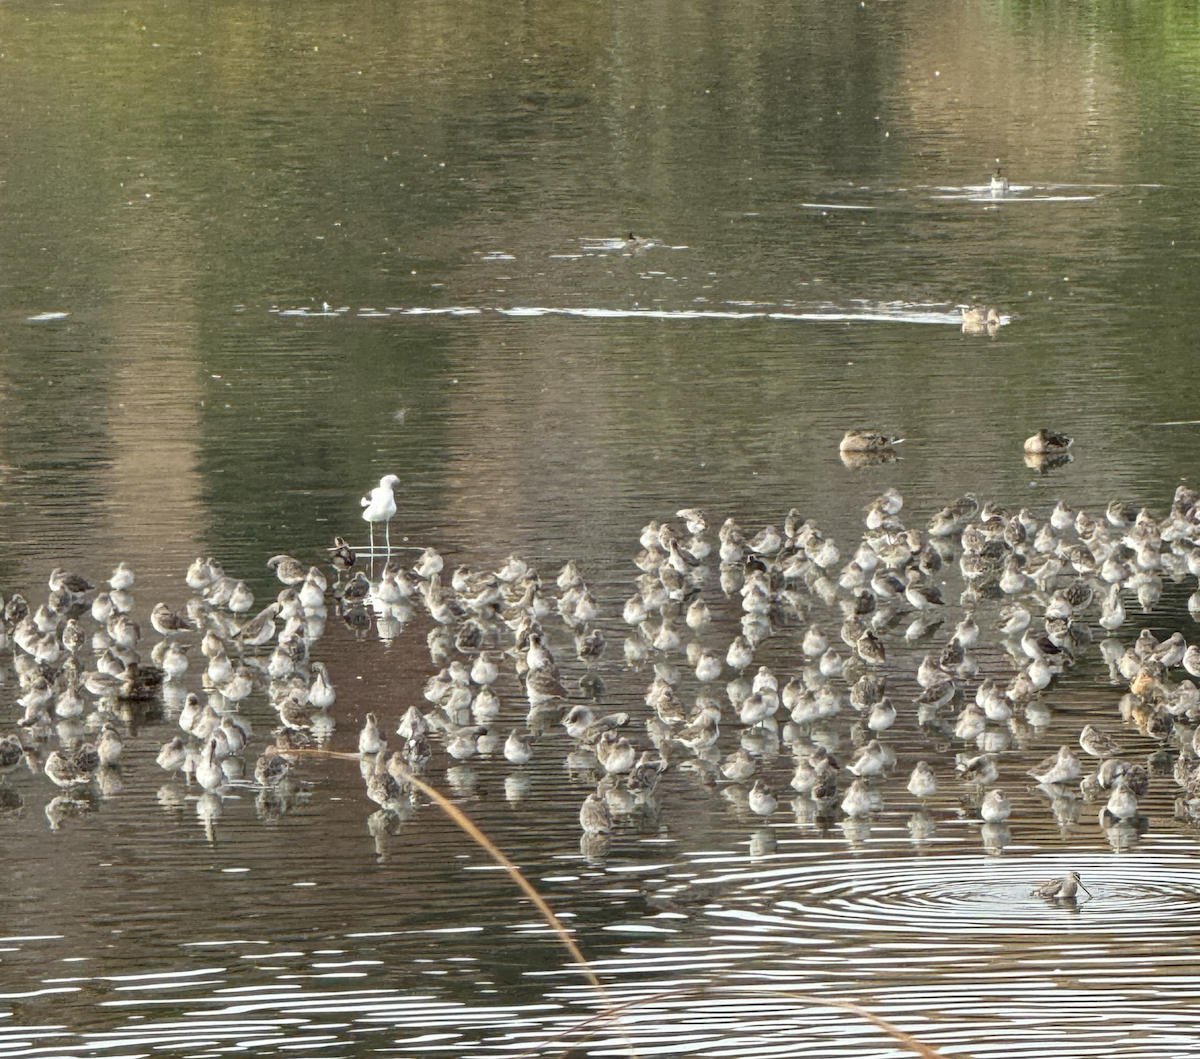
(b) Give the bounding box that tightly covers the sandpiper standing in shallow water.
[1030,870,1091,900]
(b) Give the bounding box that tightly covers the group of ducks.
[839,427,1073,472]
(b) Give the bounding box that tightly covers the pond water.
[3,1,1200,1056]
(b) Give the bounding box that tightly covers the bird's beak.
[1078,881,1092,898]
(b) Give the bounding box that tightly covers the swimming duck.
[960,305,1002,335]
[839,430,901,454]
[1025,449,1073,474]
[1023,428,1073,455]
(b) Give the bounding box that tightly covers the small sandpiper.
[1079,724,1122,759]
[1030,870,1091,900]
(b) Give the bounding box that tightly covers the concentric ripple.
[682,847,1200,940]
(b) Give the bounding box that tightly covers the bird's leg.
[385,519,392,553]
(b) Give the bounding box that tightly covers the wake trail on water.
[269,304,1008,326]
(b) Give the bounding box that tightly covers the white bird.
[361,474,401,552]
[841,778,877,818]
[907,761,937,799]
[195,738,225,792]
[981,788,1012,823]
[748,780,778,816]
[504,729,533,765]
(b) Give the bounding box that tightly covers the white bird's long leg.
[385,519,392,553]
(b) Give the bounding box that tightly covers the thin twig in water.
[277,747,637,1057]
[283,752,956,1058]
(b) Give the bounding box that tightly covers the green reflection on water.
[0,0,1198,573]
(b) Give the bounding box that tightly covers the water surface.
[3,1,1200,1056]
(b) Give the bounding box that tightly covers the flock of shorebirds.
[5,468,1200,902]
